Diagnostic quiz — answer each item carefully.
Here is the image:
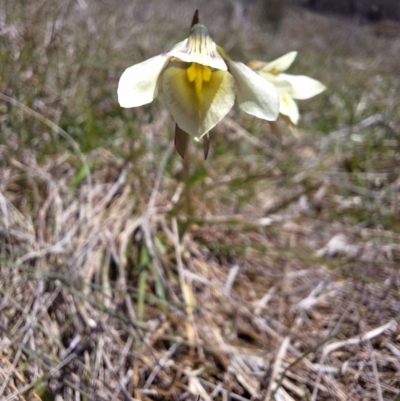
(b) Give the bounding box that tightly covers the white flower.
[248,51,326,125]
[117,11,279,158]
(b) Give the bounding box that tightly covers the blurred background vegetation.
[1,1,399,400]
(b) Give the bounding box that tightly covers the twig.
[265,336,290,401]
[143,342,180,389]
[224,264,240,295]
[328,113,383,138]
[322,320,397,356]
[367,339,384,401]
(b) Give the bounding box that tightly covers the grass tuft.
[1,1,399,400]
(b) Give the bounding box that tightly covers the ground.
[0,1,400,400]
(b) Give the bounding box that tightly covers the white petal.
[226,60,279,121]
[257,72,293,96]
[262,51,297,74]
[117,54,170,108]
[280,94,299,125]
[169,37,227,71]
[279,74,326,100]
[162,61,235,138]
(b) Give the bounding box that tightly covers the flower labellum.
[118,10,279,159]
[248,51,326,125]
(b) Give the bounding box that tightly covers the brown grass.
[1,1,400,400]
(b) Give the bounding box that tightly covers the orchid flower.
[248,51,326,125]
[118,11,279,159]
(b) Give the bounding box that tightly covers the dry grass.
[1,1,400,400]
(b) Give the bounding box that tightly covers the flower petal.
[279,94,299,125]
[256,72,293,96]
[203,132,210,160]
[279,74,326,99]
[174,124,189,159]
[117,54,170,108]
[226,60,279,121]
[168,25,227,71]
[161,60,235,139]
[261,51,297,74]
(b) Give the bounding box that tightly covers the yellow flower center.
[186,62,212,105]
